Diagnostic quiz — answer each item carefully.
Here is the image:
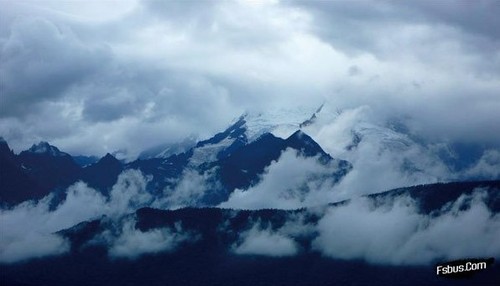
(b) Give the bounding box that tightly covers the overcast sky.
[1,0,499,157]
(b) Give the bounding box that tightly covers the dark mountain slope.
[365,180,500,214]
[2,180,499,286]
[124,118,351,205]
[17,142,81,195]
[217,131,352,192]
[0,139,43,205]
[79,153,123,195]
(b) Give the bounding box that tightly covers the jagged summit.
[80,153,123,194]
[93,153,122,169]
[299,103,324,128]
[27,141,69,157]
[242,107,316,141]
[101,153,118,161]
[137,106,324,161]
[196,116,247,148]
[286,130,324,157]
[0,137,14,160]
[0,137,10,149]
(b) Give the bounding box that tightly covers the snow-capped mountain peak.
[242,106,321,142]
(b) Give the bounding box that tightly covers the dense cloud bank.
[302,106,500,199]
[1,1,499,158]
[2,173,498,265]
[313,189,500,265]
[232,224,299,257]
[100,217,196,259]
[220,148,345,210]
[216,106,500,209]
[223,188,500,265]
[0,170,153,263]
[154,167,222,210]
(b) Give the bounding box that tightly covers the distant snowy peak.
[295,103,416,153]
[134,104,329,166]
[197,116,247,148]
[139,135,197,160]
[27,141,69,157]
[299,103,324,128]
[187,117,247,167]
[243,106,321,142]
[184,107,323,166]
[139,106,322,162]
[182,107,329,169]
[352,122,413,151]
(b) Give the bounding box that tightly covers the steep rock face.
[25,141,68,156]
[0,139,43,205]
[17,142,81,194]
[0,111,352,207]
[216,130,351,193]
[217,133,286,191]
[126,151,191,195]
[80,153,123,195]
[285,130,330,159]
[126,118,351,206]
[0,137,14,160]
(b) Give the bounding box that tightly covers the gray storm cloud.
[1,0,498,158]
[0,17,110,118]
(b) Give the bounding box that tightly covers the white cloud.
[463,149,500,180]
[107,217,192,259]
[0,169,151,263]
[0,183,106,263]
[0,196,70,263]
[232,223,298,257]
[220,105,462,209]
[220,148,344,210]
[108,170,153,216]
[303,106,453,199]
[153,167,221,209]
[312,188,500,265]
